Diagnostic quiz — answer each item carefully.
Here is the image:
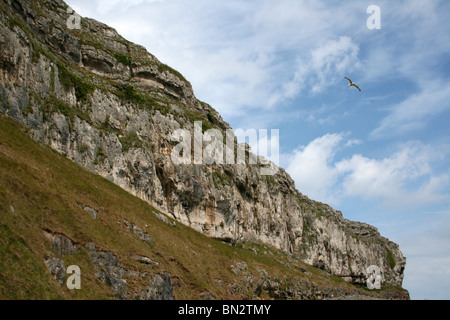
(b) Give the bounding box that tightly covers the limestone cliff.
[0,0,406,288]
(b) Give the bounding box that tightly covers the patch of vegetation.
[32,41,55,62]
[98,115,118,134]
[115,84,169,115]
[77,143,89,153]
[31,49,41,64]
[119,132,143,152]
[50,66,56,94]
[0,223,60,299]
[202,121,213,133]
[153,102,171,115]
[7,17,27,32]
[40,95,91,125]
[114,53,131,67]
[301,213,317,245]
[183,109,215,133]
[212,170,232,187]
[78,36,102,50]
[22,103,34,117]
[207,113,216,125]
[265,175,277,186]
[157,63,187,83]
[57,63,95,102]
[386,247,396,269]
[120,85,144,103]
[93,146,107,165]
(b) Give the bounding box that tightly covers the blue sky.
[66,0,450,299]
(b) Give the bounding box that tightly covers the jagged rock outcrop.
[124,219,153,245]
[42,230,175,300]
[44,257,66,285]
[44,229,78,256]
[135,272,174,300]
[226,260,408,300]
[0,0,406,289]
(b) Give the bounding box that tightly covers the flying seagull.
[345,77,361,92]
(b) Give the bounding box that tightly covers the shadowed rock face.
[135,273,174,300]
[0,0,406,288]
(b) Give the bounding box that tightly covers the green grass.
[93,147,107,165]
[40,95,92,125]
[119,132,143,152]
[57,63,95,102]
[114,53,131,67]
[98,115,118,134]
[115,84,170,115]
[7,17,27,32]
[183,109,215,133]
[77,143,89,153]
[21,103,34,117]
[31,49,41,64]
[386,247,396,269]
[212,170,232,187]
[50,66,55,94]
[0,223,61,299]
[157,63,187,83]
[119,84,143,103]
[207,113,216,125]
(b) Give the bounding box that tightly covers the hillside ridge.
[0,0,407,296]
[0,114,408,299]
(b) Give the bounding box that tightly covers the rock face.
[90,249,129,300]
[226,260,408,300]
[44,257,66,285]
[42,230,175,300]
[135,273,174,300]
[0,0,406,288]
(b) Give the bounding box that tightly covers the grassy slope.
[0,115,399,300]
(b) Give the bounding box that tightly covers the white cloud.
[286,135,450,208]
[94,0,163,15]
[371,80,450,139]
[274,36,362,102]
[285,133,344,203]
[309,36,362,94]
[336,144,449,207]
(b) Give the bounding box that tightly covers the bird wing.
[352,84,361,91]
[345,77,352,84]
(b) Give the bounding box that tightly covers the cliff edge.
[0,0,406,294]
